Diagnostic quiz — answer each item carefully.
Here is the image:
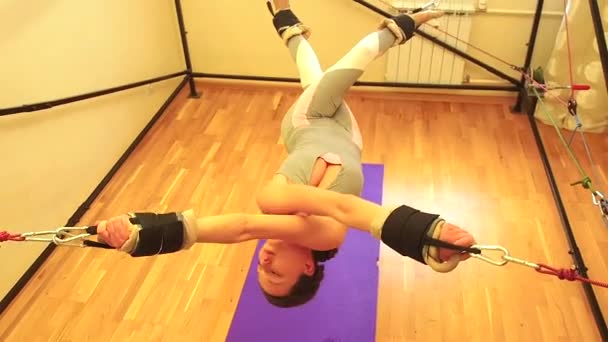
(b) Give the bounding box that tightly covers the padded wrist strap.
[379,205,480,271]
[380,205,439,264]
[128,212,185,257]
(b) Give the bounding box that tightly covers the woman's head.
[257,239,337,307]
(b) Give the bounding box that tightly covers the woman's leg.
[269,1,323,89]
[307,11,443,118]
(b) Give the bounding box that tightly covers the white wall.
[0,0,184,300]
[534,0,608,132]
[465,0,564,83]
[183,0,564,87]
[183,0,387,81]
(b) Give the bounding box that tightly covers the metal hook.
[19,227,93,247]
[416,0,441,12]
[469,245,540,269]
[20,229,63,242]
[469,245,510,266]
[593,191,608,217]
[52,227,94,246]
[567,99,578,117]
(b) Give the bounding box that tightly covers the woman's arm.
[97,210,345,252]
[195,213,345,250]
[256,182,386,233]
[98,194,477,273]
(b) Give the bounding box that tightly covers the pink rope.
[0,231,24,242]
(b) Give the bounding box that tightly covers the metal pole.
[175,0,200,98]
[512,0,544,113]
[193,72,518,91]
[526,100,608,341]
[0,71,187,116]
[588,0,608,92]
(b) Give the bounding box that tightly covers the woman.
[97,3,474,308]
[254,0,447,306]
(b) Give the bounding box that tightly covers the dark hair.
[261,248,338,308]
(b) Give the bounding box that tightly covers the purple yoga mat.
[227,163,383,342]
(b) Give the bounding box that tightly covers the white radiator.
[385,0,477,84]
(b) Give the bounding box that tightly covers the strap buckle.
[567,99,578,117]
[593,191,608,217]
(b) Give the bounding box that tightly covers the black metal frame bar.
[0,71,186,116]
[193,72,518,91]
[525,0,608,338]
[512,0,544,112]
[175,0,200,98]
[0,76,189,315]
[523,0,608,338]
[527,101,607,340]
[589,0,608,90]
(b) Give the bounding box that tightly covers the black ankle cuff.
[272,9,302,36]
[392,15,416,40]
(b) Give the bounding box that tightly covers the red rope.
[420,2,589,114]
[536,263,608,288]
[0,231,24,242]
[424,22,577,111]
[425,24,516,70]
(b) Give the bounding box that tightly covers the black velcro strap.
[266,1,274,16]
[83,240,114,249]
[380,205,439,264]
[423,237,482,255]
[272,9,302,36]
[128,212,185,257]
[391,14,416,41]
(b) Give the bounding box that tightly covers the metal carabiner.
[470,245,540,269]
[20,229,63,243]
[415,0,441,13]
[469,245,510,266]
[427,0,441,8]
[52,227,94,246]
[593,191,608,217]
[20,227,93,247]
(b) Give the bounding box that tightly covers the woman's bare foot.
[410,10,444,28]
[272,0,290,11]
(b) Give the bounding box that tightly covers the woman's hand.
[96,215,136,250]
[437,222,477,262]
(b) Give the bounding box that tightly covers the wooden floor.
[1,80,607,341]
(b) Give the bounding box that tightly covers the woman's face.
[257,239,315,296]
